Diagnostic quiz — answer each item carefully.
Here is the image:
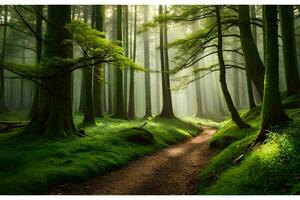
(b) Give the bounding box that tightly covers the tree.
[123,5,129,115]
[82,62,95,124]
[232,33,241,109]
[216,5,249,128]
[143,5,152,118]
[0,5,8,113]
[158,5,175,118]
[253,5,290,145]
[112,5,126,118]
[194,62,203,117]
[29,5,43,118]
[128,5,137,119]
[79,6,89,113]
[238,5,265,99]
[279,5,300,96]
[93,5,105,117]
[26,5,79,137]
[82,5,96,124]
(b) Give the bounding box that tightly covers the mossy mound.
[121,128,154,145]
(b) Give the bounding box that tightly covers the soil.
[49,127,217,195]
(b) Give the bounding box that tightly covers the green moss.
[197,107,300,195]
[0,113,215,194]
[209,107,261,149]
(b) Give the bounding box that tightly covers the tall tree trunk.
[93,5,105,117]
[143,5,152,118]
[82,5,96,124]
[155,35,161,114]
[262,6,267,65]
[250,5,262,105]
[238,5,265,99]
[107,6,117,115]
[238,5,257,110]
[0,5,8,113]
[20,42,26,109]
[29,5,43,118]
[112,5,126,118]
[123,5,129,116]
[192,23,203,117]
[158,5,174,118]
[79,6,89,113]
[128,5,137,119]
[279,5,300,96]
[194,63,203,117]
[26,5,78,137]
[232,36,240,109]
[216,6,250,128]
[254,6,289,145]
[82,64,95,124]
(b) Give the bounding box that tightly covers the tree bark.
[238,5,265,100]
[279,5,300,96]
[82,65,95,124]
[194,63,203,117]
[93,5,105,118]
[29,5,43,118]
[143,5,152,118]
[158,5,175,118]
[128,5,137,119]
[123,5,129,116]
[26,5,79,137]
[79,6,89,113]
[0,5,8,113]
[216,6,250,128]
[112,5,126,119]
[254,5,290,145]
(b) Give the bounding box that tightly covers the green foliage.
[66,21,144,72]
[0,113,212,194]
[197,107,300,194]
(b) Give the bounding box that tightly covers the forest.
[0,4,299,195]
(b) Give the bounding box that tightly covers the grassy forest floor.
[0,112,217,194]
[197,95,300,195]
[49,127,217,195]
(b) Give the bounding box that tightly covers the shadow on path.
[50,127,217,195]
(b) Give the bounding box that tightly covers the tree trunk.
[79,6,89,113]
[128,5,137,119]
[194,63,203,117]
[123,5,129,116]
[216,6,250,128]
[279,5,300,96]
[20,42,26,109]
[143,5,152,118]
[112,5,126,119]
[93,5,105,118]
[26,5,79,137]
[82,65,95,124]
[0,5,8,113]
[155,35,161,114]
[82,5,98,124]
[254,6,290,145]
[232,36,240,109]
[238,5,265,100]
[158,5,174,118]
[29,5,43,118]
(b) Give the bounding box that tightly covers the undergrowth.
[197,104,300,194]
[0,113,214,194]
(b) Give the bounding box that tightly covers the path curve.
[49,127,216,195]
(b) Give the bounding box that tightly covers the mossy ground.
[0,112,214,194]
[197,97,300,195]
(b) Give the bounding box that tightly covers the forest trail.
[49,127,217,195]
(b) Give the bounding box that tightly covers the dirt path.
[49,127,217,195]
